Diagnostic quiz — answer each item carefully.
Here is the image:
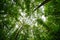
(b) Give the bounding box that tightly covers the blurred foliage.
[0,0,60,40]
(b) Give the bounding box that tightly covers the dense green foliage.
[0,0,60,40]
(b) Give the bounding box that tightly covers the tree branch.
[33,0,51,12]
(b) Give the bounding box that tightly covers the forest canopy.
[0,0,60,40]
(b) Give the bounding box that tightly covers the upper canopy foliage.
[0,0,60,40]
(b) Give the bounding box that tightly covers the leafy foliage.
[0,0,60,40]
